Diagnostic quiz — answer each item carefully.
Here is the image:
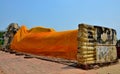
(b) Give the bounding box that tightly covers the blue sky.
[0,0,120,39]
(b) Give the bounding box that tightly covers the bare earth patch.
[0,51,120,74]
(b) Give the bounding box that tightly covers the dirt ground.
[0,51,120,74]
[93,61,120,74]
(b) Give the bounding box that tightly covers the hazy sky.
[0,0,120,39]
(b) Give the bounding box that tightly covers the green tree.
[0,31,4,37]
[117,39,120,47]
[0,31,5,45]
